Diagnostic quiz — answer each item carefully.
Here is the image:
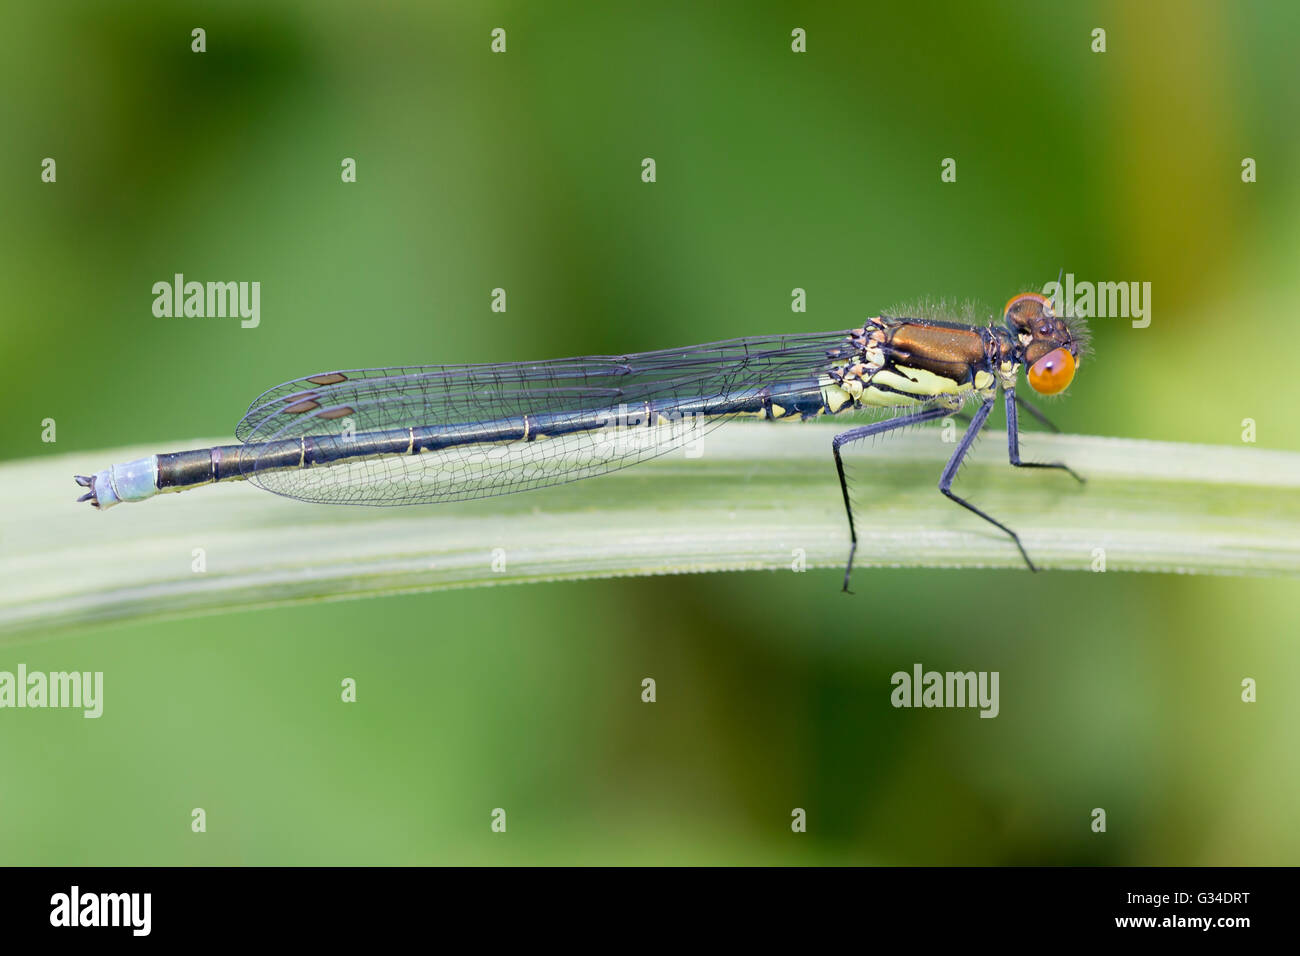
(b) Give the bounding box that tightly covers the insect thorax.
[822,316,1008,411]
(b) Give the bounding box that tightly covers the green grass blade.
[3,424,1298,642]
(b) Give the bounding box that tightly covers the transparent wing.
[234,331,852,505]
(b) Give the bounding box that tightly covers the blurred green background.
[2,0,1298,864]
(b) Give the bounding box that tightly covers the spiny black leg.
[1006,389,1084,484]
[939,396,1038,571]
[832,406,951,592]
[1014,393,1061,433]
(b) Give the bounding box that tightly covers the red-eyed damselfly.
[77,292,1088,590]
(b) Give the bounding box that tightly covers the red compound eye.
[1028,348,1076,395]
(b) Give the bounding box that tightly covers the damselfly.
[77,292,1088,590]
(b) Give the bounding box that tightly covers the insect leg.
[958,394,1060,432]
[832,405,951,593]
[939,396,1038,571]
[1014,393,1062,433]
[1005,388,1084,483]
